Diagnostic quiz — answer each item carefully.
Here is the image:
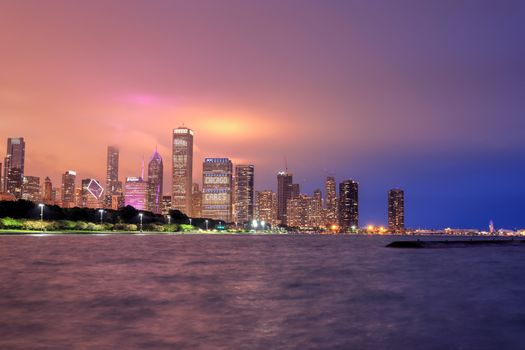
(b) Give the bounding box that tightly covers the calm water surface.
[1,234,525,349]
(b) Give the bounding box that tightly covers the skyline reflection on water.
[1,234,525,349]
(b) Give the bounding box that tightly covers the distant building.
[3,137,25,198]
[147,148,163,214]
[22,176,41,202]
[325,176,338,225]
[255,190,278,227]
[309,189,324,228]
[388,189,405,233]
[161,195,172,216]
[202,158,233,222]
[277,171,293,225]
[234,164,254,224]
[192,183,202,218]
[287,194,311,228]
[172,127,193,216]
[53,187,62,207]
[61,170,77,208]
[292,183,300,198]
[339,180,358,231]
[124,176,147,210]
[81,178,104,208]
[42,177,53,204]
[105,146,119,207]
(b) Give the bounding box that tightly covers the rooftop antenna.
[285,155,288,173]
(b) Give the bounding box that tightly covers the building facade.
[192,183,202,218]
[325,176,338,226]
[147,149,163,214]
[388,189,405,233]
[172,127,193,215]
[105,146,119,207]
[42,176,53,204]
[339,180,359,231]
[3,137,25,198]
[124,176,147,210]
[277,171,293,225]
[202,158,233,222]
[234,164,254,225]
[22,176,41,202]
[61,170,77,208]
[255,190,278,227]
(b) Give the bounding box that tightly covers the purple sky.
[1,0,524,229]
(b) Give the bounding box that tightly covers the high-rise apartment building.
[287,194,311,228]
[202,158,233,222]
[309,189,324,228]
[388,189,405,233]
[172,127,193,215]
[192,183,202,218]
[147,149,163,214]
[61,170,77,208]
[339,180,358,231]
[255,190,278,226]
[22,176,41,202]
[325,176,338,225]
[124,177,147,210]
[42,176,53,204]
[234,164,254,224]
[3,137,25,198]
[161,195,172,216]
[277,171,293,225]
[105,146,119,207]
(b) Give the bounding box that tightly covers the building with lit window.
[22,176,41,202]
[202,158,233,222]
[388,189,405,233]
[81,178,104,208]
[124,177,147,210]
[61,170,77,208]
[147,148,163,214]
[42,177,53,204]
[339,180,358,231]
[277,171,293,225]
[255,190,278,227]
[234,164,254,225]
[287,194,312,228]
[105,146,119,207]
[161,195,172,216]
[3,137,25,198]
[192,183,202,218]
[172,127,193,215]
[325,176,337,226]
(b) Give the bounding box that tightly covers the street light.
[167,215,171,225]
[252,219,258,230]
[139,213,143,232]
[261,220,266,230]
[38,203,44,222]
[205,219,209,230]
[98,209,105,224]
[189,218,192,226]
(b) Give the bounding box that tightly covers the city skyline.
[1,1,524,229]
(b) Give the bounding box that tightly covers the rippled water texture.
[1,234,525,349]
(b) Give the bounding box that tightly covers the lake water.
[1,234,525,349]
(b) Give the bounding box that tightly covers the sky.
[1,0,524,229]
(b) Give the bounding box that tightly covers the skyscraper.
[61,170,77,208]
[3,137,25,198]
[192,183,202,218]
[388,189,405,233]
[172,127,193,215]
[147,148,163,214]
[42,176,53,204]
[234,164,255,224]
[287,194,311,228]
[22,176,41,202]
[255,190,278,226]
[81,178,104,208]
[124,177,147,210]
[277,171,293,225]
[105,146,119,207]
[202,158,233,222]
[339,180,358,231]
[325,176,338,225]
[310,189,324,228]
